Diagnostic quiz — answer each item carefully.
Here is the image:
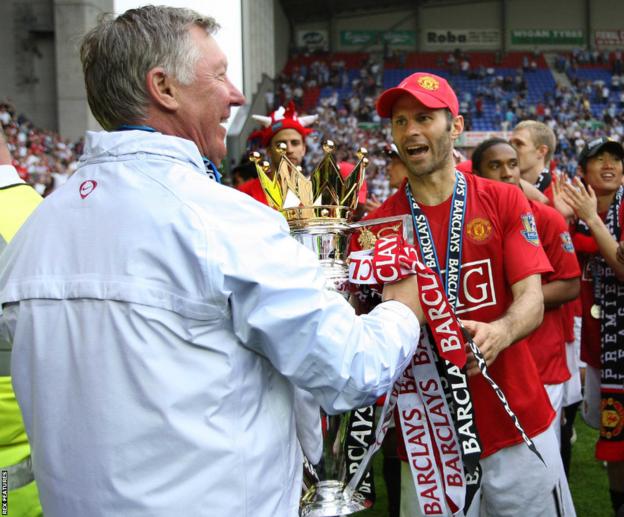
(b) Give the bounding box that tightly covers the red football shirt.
[237,177,269,205]
[560,296,582,346]
[542,182,554,206]
[526,200,580,384]
[353,174,554,457]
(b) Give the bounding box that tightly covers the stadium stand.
[269,49,624,201]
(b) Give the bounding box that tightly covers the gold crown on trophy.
[249,141,369,228]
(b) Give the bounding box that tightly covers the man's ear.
[145,67,179,111]
[450,115,464,140]
[537,144,549,161]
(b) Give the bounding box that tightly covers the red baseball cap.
[376,72,459,118]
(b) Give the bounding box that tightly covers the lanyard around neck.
[405,171,468,309]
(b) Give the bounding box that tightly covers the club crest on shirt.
[466,217,493,244]
[560,231,575,253]
[520,213,540,247]
[601,398,624,439]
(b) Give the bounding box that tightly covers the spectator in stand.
[460,57,470,76]
[475,96,483,118]
[614,51,623,75]
[561,137,624,516]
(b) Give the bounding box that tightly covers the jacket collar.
[80,130,206,175]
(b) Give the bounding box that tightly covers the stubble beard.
[404,134,454,180]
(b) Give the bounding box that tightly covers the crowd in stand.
[0,102,82,197]
[4,49,624,207]
[555,48,624,75]
[271,55,395,202]
[269,50,624,204]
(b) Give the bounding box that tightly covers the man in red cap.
[354,72,574,516]
[238,102,316,204]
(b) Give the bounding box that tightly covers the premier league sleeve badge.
[520,212,540,247]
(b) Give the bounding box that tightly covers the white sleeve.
[214,199,420,414]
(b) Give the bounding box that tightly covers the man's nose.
[501,165,514,178]
[405,119,422,135]
[228,79,245,107]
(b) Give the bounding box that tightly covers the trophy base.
[300,480,368,516]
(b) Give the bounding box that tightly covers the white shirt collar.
[0,164,25,188]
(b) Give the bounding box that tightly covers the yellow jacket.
[0,164,42,516]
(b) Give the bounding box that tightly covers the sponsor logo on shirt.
[560,231,575,253]
[520,213,540,247]
[79,180,97,199]
[465,217,493,244]
[443,259,497,315]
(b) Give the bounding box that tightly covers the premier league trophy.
[251,141,374,516]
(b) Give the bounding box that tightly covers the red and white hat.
[251,101,318,147]
[376,72,459,118]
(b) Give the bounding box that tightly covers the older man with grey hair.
[0,6,424,517]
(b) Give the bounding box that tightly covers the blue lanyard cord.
[407,194,442,271]
[202,157,222,184]
[114,125,222,184]
[405,171,467,309]
[116,124,157,132]
[443,172,467,308]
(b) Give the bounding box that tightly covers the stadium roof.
[278,0,484,23]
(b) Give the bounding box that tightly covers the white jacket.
[0,130,419,517]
